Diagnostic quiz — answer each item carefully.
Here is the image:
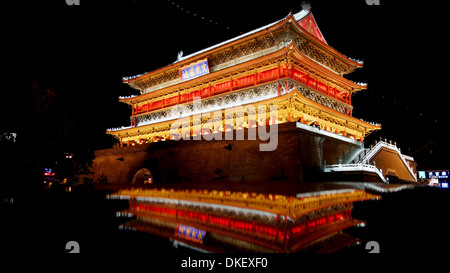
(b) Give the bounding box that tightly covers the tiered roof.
[122,8,364,95]
[108,7,380,141]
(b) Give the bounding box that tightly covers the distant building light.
[418,171,426,179]
[44,168,55,176]
[441,182,449,189]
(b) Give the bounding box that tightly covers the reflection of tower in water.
[110,188,380,253]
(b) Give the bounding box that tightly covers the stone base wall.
[89,123,362,190]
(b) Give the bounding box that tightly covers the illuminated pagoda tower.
[94,3,422,188]
[98,6,417,253]
[94,5,410,189]
[108,8,380,146]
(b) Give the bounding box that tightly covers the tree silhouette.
[1,80,95,193]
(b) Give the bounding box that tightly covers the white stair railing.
[359,140,416,182]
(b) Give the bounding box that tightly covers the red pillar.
[277,63,281,79]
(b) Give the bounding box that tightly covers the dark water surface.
[2,185,449,264]
[347,186,450,254]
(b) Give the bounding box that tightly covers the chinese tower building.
[110,9,379,146]
[92,6,418,253]
[98,6,419,188]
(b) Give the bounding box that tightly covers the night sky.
[2,0,449,168]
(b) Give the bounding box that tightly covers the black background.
[2,0,449,157]
[1,0,449,266]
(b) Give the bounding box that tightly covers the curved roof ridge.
[173,13,291,64]
[122,12,293,83]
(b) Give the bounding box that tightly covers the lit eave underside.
[119,42,366,106]
[287,89,380,131]
[109,88,380,136]
[287,44,367,92]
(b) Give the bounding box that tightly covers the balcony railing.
[323,163,388,184]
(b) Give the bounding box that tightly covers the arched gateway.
[131,168,153,185]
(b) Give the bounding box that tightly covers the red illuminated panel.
[133,64,353,117]
[235,74,255,88]
[297,13,327,44]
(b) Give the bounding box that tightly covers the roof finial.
[301,1,311,11]
[177,51,184,61]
